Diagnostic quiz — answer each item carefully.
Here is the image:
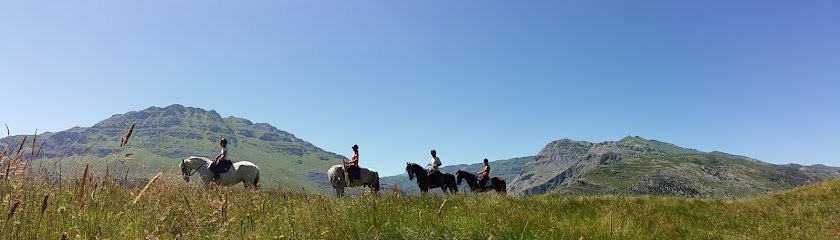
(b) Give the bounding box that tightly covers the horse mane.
[408,163,424,171]
[458,170,478,181]
[408,163,429,176]
[407,163,429,181]
[186,156,212,163]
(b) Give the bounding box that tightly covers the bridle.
[181,158,200,181]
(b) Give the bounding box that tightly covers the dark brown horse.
[455,169,506,194]
[405,163,458,194]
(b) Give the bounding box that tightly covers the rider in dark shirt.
[477,158,490,186]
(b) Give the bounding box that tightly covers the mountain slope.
[381,156,533,194]
[508,136,840,197]
[0,104,346,191]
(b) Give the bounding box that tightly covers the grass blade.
[14,136,27,159]
[133,172,162,204]
[31,129,37,159]
[119,122,136,148]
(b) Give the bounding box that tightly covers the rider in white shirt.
[429,149,442,176]
[211,138,231,182]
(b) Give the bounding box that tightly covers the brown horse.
[455,169,506,194]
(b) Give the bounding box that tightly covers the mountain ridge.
[2,106,837,197]
[0,104,347,192]
[507,136,840,197]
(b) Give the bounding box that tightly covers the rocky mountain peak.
[508,137,840,197]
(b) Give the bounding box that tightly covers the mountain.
[4,106,836,198]
[380,156,533,194]
[508,136,840,198]
[0,105,347,191]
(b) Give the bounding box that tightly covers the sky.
[1,0,838,176]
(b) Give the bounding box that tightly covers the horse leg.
[494,183,503,194]
[336,187,345,197]
[243,178,254,189]
[200,177,211,189]
[242,176,250,189]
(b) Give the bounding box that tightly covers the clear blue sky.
[1,1,838,176]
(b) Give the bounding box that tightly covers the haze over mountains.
[1,105,837,197]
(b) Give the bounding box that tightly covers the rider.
[428,149,441,176]
[477,158,490,186]
[346,144,360,179]
[210,138,231,182]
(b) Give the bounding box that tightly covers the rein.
[182,159,201,177]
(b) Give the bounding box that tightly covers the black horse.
[455,169,507,194]
[405,162,458,194]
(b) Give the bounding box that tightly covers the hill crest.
[0,104,346,191]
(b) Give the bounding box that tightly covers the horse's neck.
[189,158,210,169]
[412,166,428,180]
[412,165,426,174]
[464,173,479,187]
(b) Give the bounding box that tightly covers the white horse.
[179,156,261,189]
[327,165,380,197]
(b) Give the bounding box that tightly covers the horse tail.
[253,172,260,189]
[500,178,507,194]
[373,172,380,192]
[449,174,458,194]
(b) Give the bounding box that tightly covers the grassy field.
[1,164,838,240]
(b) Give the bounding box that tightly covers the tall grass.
[0,163,838,239]
[0,123,837,239]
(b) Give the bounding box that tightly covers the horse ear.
[406,162,410,166]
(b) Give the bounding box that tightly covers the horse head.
[180,156,207,182]
[405,162,415,180]
[455,169,464,185]
[179,158,190,182]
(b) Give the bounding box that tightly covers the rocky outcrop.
[508,140,592,195]
[508,136,840,198]
[630,168,711,197]
[508,140,636,195]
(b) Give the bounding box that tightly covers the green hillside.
[0,105,346,191]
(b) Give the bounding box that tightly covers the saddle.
[478,176,492,187]
[210,159,233,174]
[483,179,493,187]
[346,165,361,180]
